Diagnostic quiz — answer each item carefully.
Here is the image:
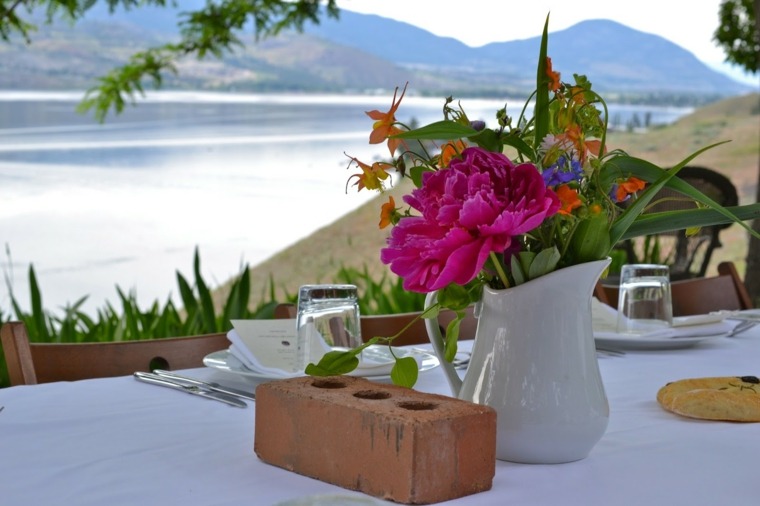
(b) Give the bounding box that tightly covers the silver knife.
[152,369,256,401]
[133,372,248,408]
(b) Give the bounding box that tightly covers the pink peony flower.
[381,147,561,292]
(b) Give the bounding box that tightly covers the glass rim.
[298,284,358,301]
[620,263,669,270]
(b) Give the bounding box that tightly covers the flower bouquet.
[307,15,760,387]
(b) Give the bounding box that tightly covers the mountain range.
[0,4,754,104]
[303,11,753,99]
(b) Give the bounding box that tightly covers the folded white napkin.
[591,298,734,340]
[227,324,411,378]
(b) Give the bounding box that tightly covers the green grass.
[0,249,426,388]
[0,248,277,387]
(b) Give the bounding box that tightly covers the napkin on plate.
[227,328,302,377]
[591,297,735,340]
[226,321,409,378]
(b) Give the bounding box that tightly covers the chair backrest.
[274,303,477,346]
[595,261,753,316]
[0,321,229,386]
[622,166,739,279]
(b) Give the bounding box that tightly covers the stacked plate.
[204,342,439,381]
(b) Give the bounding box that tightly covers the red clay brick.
[254,376,496,504]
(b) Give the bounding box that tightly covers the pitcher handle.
[424,291,463,397]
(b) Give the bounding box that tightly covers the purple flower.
[542,155,583,186]
[381,147,561,292]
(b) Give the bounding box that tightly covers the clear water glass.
[296,284,362,368]
[616,264,673,334]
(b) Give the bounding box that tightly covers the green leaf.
[528,246,560,279]
[390,356,419,388]
[422,302,441,320]
[438,283,470,311]
[622,204,760,239]
[305,350,360,376]
[468,128,503,152]
[444,331,459,363]
[501,134,536,160]
[445,315,462,352]
[392,120,477,140]
[28,265,50,341]
[409,165,428,188]
[606,142,744,245]
[517,251,536,279]
[192,247,218,333]
[570,214,611,263]
[534,14,551,148]
[510,255,526,285]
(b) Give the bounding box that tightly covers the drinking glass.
[616,264,673,334]
[296,284,362,368]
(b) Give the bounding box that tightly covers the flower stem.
[490,251,510,288]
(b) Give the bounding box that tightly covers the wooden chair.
[274,303,478,346]
[594,261,753,316]
[0,321,229,386]
[620,166,739,280]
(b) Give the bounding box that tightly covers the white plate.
[731,309,760,321]
[673,313,728,327]
[594,333,722,351]
[203,347,440,380]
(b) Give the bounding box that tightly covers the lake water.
[0,91,692,314]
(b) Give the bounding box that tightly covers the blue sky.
[338,0,759,86]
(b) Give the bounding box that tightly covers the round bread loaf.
[656,376,760,422]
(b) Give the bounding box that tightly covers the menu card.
[228,319,300,375]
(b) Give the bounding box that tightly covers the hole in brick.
[397,401,437,411]
[354,390,392,400]
[311,378,348,389]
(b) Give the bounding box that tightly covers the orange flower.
[556,184,582,215]
[346,157,392,192]
[379,196,396,229]
[557,124,605,163]
[616,177,646,202]
[366,83,408,156]
[439,139,467,167]
[569,85,587,105]
[546,57,561,92]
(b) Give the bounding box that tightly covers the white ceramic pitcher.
[425,258,611,464]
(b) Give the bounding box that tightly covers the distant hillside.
[303,12,753,99]
[0,7,753,105]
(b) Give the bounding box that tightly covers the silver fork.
[596,346,626,357]
[726,320,758,337]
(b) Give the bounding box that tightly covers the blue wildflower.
[542,155,583,186]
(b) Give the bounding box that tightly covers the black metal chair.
[622,166,739,280]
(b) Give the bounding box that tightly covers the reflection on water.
[0,91,692,313]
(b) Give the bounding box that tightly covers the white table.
[2,326,759,506]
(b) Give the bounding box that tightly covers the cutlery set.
[133,370,254,408]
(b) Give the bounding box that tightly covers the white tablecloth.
[2,326,759,506]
